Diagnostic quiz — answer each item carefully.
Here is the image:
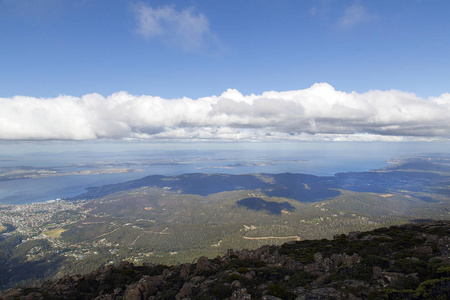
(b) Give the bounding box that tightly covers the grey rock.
[231,280,241,289]
[123,275,163,300]
[262,295,283,300]
[180,263,193,279]
[376,272,406,287]
[231,288,252,300]
[195,256,215,273]
[412,246,433,255]
[348,293,363,300]
[348,231,361,241]
[314,253,324,264]
[199,279,215,292]
[311,287,342,299]
[313,273,331,286]
[175,282,196,300]
[372,266,383,279]
[190,276,205,284]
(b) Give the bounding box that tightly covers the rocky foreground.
[1,220,450,300]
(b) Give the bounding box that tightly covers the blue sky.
[1,0,450,99]
[0,0,449,141]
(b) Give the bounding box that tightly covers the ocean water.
[0,141,449,205]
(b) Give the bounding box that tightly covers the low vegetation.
[1,220,449,299]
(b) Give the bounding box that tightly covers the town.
[0,200,85,239]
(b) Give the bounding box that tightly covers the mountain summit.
[2,220,449,299]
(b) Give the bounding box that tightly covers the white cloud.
[132,3,216,52]
[337,2,375,29]
[1,83,449,142]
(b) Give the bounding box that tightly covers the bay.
[0,141,449,204]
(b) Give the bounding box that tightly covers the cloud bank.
[1,83,449,142]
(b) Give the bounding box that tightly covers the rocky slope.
[1,220,449,300]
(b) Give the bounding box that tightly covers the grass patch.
[43,228,67,239]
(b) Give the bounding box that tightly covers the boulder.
[312,273,331,286]
[412,246,433,255]
[376,272,406,287]
[180,263,193,279]
[175,282,196,300]
[372,266,383,279]
[231,280,242,289]
[231,288,252,300]
[262,295,283,300]
[348,231,361,241]
[195,256,215,273]
[199,279,216,292]
[190,276,205,284]
[123,276,163,300]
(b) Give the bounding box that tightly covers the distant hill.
[2,220,450,300]
[71,173,342,202]
[71,158,450,201]
[382,160,450,172]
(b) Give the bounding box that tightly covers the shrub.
[285,270,317,287]
[363,255,390,269]
[436,266,450,277]
[229,273,241,280]
[266,284,296,299]
[389,259,428,279]
[254,260,266,268]
[333,264,372,281]
[414,277,450,299]
[211,284,232,298]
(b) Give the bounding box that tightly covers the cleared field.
[243,235,301,241]
[44,228,67,239]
